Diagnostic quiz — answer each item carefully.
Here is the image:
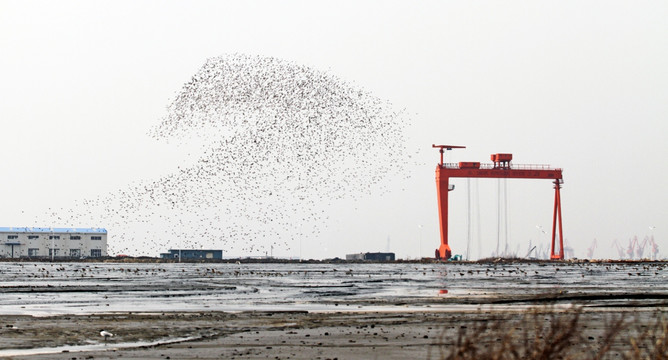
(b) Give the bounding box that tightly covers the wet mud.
[0,261,665,359]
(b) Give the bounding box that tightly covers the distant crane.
[636,237,649,259]
[525,243,537,259]
[627,237,639,260]
[432,145,564,260]
[563,241,575,259]
[649,226,658,260]
[586,239,598,259]
[650,237,660,260]
[536,243,550,259]
[612,240,626,259]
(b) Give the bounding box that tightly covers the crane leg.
[550,180,564,260]
[435,167,452,260]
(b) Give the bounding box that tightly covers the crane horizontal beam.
[438,164,562,180]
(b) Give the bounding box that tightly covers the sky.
[1,1,666,260]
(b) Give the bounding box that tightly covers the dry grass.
[430,307,667,360]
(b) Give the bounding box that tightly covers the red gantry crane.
[433,145,565,260]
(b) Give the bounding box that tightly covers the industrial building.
[346,252,395,261]
[160,249,223,260]
[0,227,108,259]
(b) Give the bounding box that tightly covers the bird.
[100,330,114,343]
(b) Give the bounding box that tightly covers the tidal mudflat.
[0,260,665,359]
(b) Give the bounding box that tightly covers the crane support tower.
[432,145,564,260]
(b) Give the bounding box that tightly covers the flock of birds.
[31,54,411,257]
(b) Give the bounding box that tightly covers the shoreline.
[1,257,666,265]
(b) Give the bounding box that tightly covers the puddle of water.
[0,335,200,357]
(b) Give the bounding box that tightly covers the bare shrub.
[623,311,668,360]
[434,307,667,360]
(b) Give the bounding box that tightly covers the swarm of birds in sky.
[37,54,411,256]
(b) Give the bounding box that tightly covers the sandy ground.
[0,307,663,360]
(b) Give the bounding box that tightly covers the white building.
[0,227,108,259]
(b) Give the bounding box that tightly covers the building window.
[70,249,81,257]
[90,249,102,257]
[70,235,81,240]
[28,235,39,240]
[7,235,18,239]
[49,249,60,257]
[28,248,39,257]
[91,236,102,240]
[49,236,61,240]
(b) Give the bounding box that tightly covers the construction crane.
[587,239,598,259]
[432,145,565,260]
[637,237,649,259]
[626,237,639,260]
[612,240,626,259]
[650,237,659,260]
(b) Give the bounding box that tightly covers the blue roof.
[0,227,107,234]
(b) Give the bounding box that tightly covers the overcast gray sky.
[1,1,666,259]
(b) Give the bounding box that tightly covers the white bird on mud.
[100,330,114,343]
